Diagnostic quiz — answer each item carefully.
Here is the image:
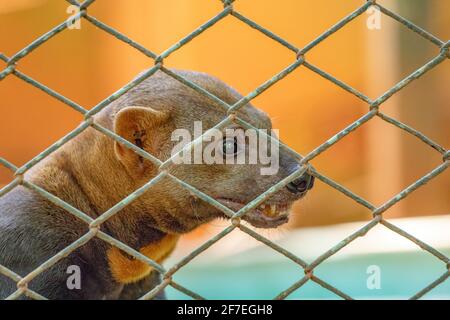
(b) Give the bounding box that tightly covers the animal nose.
[286,174,314,194]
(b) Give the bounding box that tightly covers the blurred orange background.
[0,0,448,231]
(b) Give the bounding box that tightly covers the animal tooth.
[271,204,276,215]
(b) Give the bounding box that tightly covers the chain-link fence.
[0,0,448,300]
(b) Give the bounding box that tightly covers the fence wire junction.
[0,0,449,300]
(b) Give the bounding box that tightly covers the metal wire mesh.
[0,0,448,300]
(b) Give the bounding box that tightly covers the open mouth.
[216,198,292,228]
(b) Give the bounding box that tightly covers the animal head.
[100,70,314,233]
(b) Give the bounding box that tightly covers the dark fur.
[0,70,310,299]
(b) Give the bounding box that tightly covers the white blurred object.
[168,214,450,266]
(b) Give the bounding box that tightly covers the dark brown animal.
[0,70,313,299]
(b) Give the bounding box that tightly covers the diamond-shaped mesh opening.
[310,223,448,298]
[250,65,368,156]
[381,63,450,139]
[17,23,154,108]
[0,0,448,300]
[309,116,446,207]
[165,17,295,94]
[290,173,373,227]
[167,230,306,299]
[234,0,366,50]
[306,4,442,98]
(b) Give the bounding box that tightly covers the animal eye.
[222,137,238,155]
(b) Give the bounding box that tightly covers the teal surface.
[166,249,450,299]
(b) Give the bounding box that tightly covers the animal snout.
[286,174,314,194]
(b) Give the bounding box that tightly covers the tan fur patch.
[107,234,179,284]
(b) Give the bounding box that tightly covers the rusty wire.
[0,0,448,300]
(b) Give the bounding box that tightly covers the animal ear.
[114,106,170,174]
